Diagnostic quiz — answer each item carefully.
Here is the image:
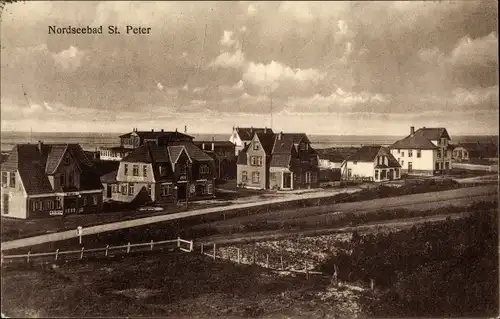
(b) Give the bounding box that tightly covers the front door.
[2,194,8,215]
[388,169,394,180]
[408,162,413,173]
[177,183,187,201]
[106,185,112,198]
[283,172,292,189]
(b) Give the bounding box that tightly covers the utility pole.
[185,164,189,210]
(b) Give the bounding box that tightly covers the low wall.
[453,163,498,172]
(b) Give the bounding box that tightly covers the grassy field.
[1,252,369,318]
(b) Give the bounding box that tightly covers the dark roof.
[93,160,120,176]
[272,133,310,154]
[256,132,278,155]
[269,154,291,168]
[235,127,274,140]
[237,144,250,165]
[119,130,194,141]
[1,143,102,195]
[179,143,214,162]
[122,142,213,164]
[317,152,345,162]
[455,142,498,153]
[100,146,132,152]
[100,170,118,183]
[193,141,235,148]
[390,127,450,150]
[347,145,383,162]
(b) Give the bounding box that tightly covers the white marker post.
[76,226,83,245]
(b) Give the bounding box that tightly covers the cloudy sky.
[1,1,498,135]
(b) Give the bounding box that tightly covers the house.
[101,141,216,204]
[229,126,274,155]
[319,168,341,187]
[269,132,319,190]
[452,142,498,161]
[317,152,346,169]
[389,126,453,175]
[236,131,276,189]
[341,145,401,182]
[99,128,194,160]
[1,142,103,219]
[236,131,320,190]
[193,140,236,179]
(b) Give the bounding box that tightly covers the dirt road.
[1,185,496,251]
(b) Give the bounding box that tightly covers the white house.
[341,145,401,182]
[230,126,274,156]
[318,153,345,169]
[389,126,453,176]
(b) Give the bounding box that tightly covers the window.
[147,184,152,194]
[68,172,74,186]
[60,173,65,187]
[353,161,357,165]
[56,200,62,209]
[133,165,139,176]
[375,170,379,180]
[92,195,98,205]
[435,162,439,170]
[253,142,260,151]
[112,184,118,193]
[417,150,421,158]
[395,169,400,179]
[143,165,147,177]
[9,172,15,188]
[408,162,413,172]
[311,172,317,183]
[305,172,311,183]
[121,184,127,195]
[207,183,213,195]
[252,172,260,183]
[270,173,277,181]
[381,170,387,179]
[397,149,400,153]
[200,164,210,174]
[250,156,262,166]
[409,150,413,157]
[128,183,134,195]
[1,172,7,186]
[179,164,187,174]
[63,156,70,165]
[161,183,171,196]
[397,158,401,163]
[401,160,404,166]
[437,150,442,158]
[401,152,405,157]
[242,171,248,182]
[83,196,87,206]
[124,164,129,175]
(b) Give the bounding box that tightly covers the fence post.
[190,240,194,252]
[27,251,31,263]
[150,240,154,251]
[127,242,131,254]
[105,245,109,257]
[370,279,375,291]
[80,247,85,260]
[213,243,216,260]
[177,237,181,248]
[280,254,284,270]
[237,248,240,264]
[266,254,269,268]
[201,243,204,254]
[55,249,59,261]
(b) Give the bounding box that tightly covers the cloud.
[221,30,236,47]
[219,80,245,94]
[247,3,258,16]
[52,46,85,71]
[156,82,164,91]
[43,101,53,111]
[278,2,315,23]
[449,32,498,67]
[243,60,325,91]
[210,49,246,69]
[452,86,498,108]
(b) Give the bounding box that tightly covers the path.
[1,185,497,251]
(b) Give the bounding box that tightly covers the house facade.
[102,142,216,204]
[237,131,320,190]
[1,142,103,219]
[230,126,274,155]
[389,126,453,176]
[341,145,401,182]
[452,142,498,161]
[193,140,236,179]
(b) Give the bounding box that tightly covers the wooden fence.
[1,237,194,266]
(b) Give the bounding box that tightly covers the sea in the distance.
[0,131,498,153]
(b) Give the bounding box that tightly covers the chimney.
[212,136,215,142]
[264,126,267,133]
[184,125,187,133]
[37,140,43,153]
[250,126,253,132]
[202,143,205,150]
[161,129,164,132]
[232,125,235,131]
[151,129,154,132]
[278,131,283,140]
[175,128,178,132]
[410,126,415,136]
[212,142,215,151]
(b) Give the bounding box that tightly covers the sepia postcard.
[0,1,498,318]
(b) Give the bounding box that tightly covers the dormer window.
[200,164,210,174]
[63,156,70,165]
[253,142,260,151]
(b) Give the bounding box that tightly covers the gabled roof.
[122,142,213,164]
[390,127,451,150]
[255,132,277,155]
[1,143,102,195]
[347,145,383,162]
[272,133,309,154]
[269,154,291,168]
[417,127,450,141]
[100,170,118,183]
[455,142,498,153]
[235,127,274,141]
[193,141,235,148]
[179,143,214,162]
[317,152,346,163]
